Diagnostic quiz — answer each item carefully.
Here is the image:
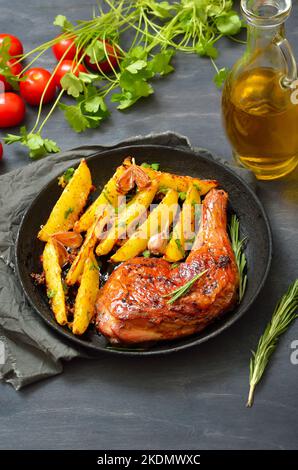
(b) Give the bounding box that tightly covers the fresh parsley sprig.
[4,127,60,159]
[2,0,243,158]
[247,280,298,407]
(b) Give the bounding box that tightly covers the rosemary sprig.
[164,269,208,305]
[229,214,247,301]
[247,280,298,407]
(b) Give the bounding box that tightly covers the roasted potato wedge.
[142,166,217,196]
[74,159,131,233]
[72,254,100,335]
[66,222,96,286]
[164,185,201,262]
[43,239,67,326]
[66,208,110,285]
[111,189,178,263]
[96,180,159,256]
[38,159,92,242]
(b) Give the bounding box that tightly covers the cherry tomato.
[84,39,119,74]
[52,35,77,61]
[20,67,56,106]
[0,142,3,160]
[0,92,25,127]
[0,59,23,91]
[52,60,87,88]
[0,34,23,57]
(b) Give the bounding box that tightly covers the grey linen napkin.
[0,132,255,390]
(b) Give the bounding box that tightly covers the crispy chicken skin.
[95,189,239,344]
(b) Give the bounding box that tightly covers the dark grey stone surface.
[0,1,297,450]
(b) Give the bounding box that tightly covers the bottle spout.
[241,0,292,27]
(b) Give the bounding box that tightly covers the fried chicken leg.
[95,189,239,344]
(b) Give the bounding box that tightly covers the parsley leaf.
[213,67,230,88]
[196,40,218,59]
[215,11,242,36]
[85,41,106,64]
[59,84,109,132]
[84,95,107,113]
[4,127,60,159]
[61,72,83,98]
[145,0,175,19]
[113,69,153,110]
[53,14,74,32]
[111,91,138,110]
[127,46,147,60]
[59,103,89,132]
[148,50,174,75]
[126,60,147,74]
[79,72,100,83]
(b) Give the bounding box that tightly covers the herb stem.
[247,280,298,407]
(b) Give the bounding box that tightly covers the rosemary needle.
[164,269,208,305]
[247,279,298,407]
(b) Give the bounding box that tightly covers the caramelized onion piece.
[51,231,83,248]
[116,164,151,194]
[51,238,68,267]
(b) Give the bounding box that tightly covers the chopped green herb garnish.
[158,186,169,194]
[64,167,75,183]
[175,238,185,255]
[151,163,160,171]
[178,191,187,201]
[47,289,57,299]
[89,262,100,271]
[58,167,75,187]
[141,162,160,171]
[142,250,151,258]
[64,207,74,219]
[62,281,68,294]
[170,262,180,269]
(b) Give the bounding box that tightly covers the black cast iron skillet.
[15,144,272,355]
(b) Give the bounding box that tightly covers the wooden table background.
[0,0,297,450]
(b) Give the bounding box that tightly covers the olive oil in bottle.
[222,67,298,180]
[221,0,298,180]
